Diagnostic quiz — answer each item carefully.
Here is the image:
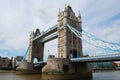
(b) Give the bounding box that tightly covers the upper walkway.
[32,25,57,42]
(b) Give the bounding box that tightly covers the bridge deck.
[70,55,120,62]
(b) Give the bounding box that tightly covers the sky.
[0,0,120,60]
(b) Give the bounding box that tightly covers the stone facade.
[28,29,44,63]
[16,62,33,70]
[17,29,44,71]
[0,57,11,69]
[57,5,83,58]
[42,58,91,74]
[42,58,70,73]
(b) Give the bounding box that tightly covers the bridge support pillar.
[16,29,44,73]
[42,58,92,78]
[16,62,33,71]
[28,30,44,63]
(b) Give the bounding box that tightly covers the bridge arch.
[33,57,40,63]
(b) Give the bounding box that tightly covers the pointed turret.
[58,8,61,16]
[34,28,40,37]
[64,4,73,17]
[30,31,34,39]
[77,11,81,22]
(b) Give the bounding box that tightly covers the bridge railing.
[70,54,120,62]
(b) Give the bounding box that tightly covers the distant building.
[11,56,24,69]
[0,56,25,70]
[0,57,11,69]
[16,56,23,61]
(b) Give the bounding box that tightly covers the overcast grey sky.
[0,0,120,60]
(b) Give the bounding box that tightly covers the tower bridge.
[16,5,120,78]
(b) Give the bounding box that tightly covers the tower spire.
[78,10,81,17]
[78,10,81,22]
[68,3,71,7]
[58,8,61,16]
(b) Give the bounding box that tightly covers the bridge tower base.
[42,58,92,78]
[16,62,33,71]
[42,58,92,79]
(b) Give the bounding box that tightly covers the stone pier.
[16,62,33,71]
[42,58,92,78]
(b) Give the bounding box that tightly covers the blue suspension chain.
[66,24,120,52]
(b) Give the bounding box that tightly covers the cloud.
[0,0,120,59]
[82,0,120,30]
[82,19,120,56]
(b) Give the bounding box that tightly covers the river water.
[0,71,120,80]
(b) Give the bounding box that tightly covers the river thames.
[0,70,120,80]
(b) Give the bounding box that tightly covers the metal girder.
[39,32,58,43]
[70,54,120,62]
[32,25,57,41]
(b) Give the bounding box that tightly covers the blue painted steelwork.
[66,23,120,62]
[66,24,120,52]
[20,23,120,64]
[70,54,120,62]
[39,32,58,43]
[22,46,29,62]
[32,24,57,41]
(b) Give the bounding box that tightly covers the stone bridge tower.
[42,5,92,77]
[16,29,44,70]
[58,5,83,58]
[28,29,44,63]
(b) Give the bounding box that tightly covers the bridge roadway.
[34,61,47,68]
[32,25,57,42]
[70,54,120,62]
[35,54,120,67]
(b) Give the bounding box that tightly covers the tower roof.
[64,4,73,12]
[34,28,40,37]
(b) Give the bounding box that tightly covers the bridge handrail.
[71,54,120,62]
